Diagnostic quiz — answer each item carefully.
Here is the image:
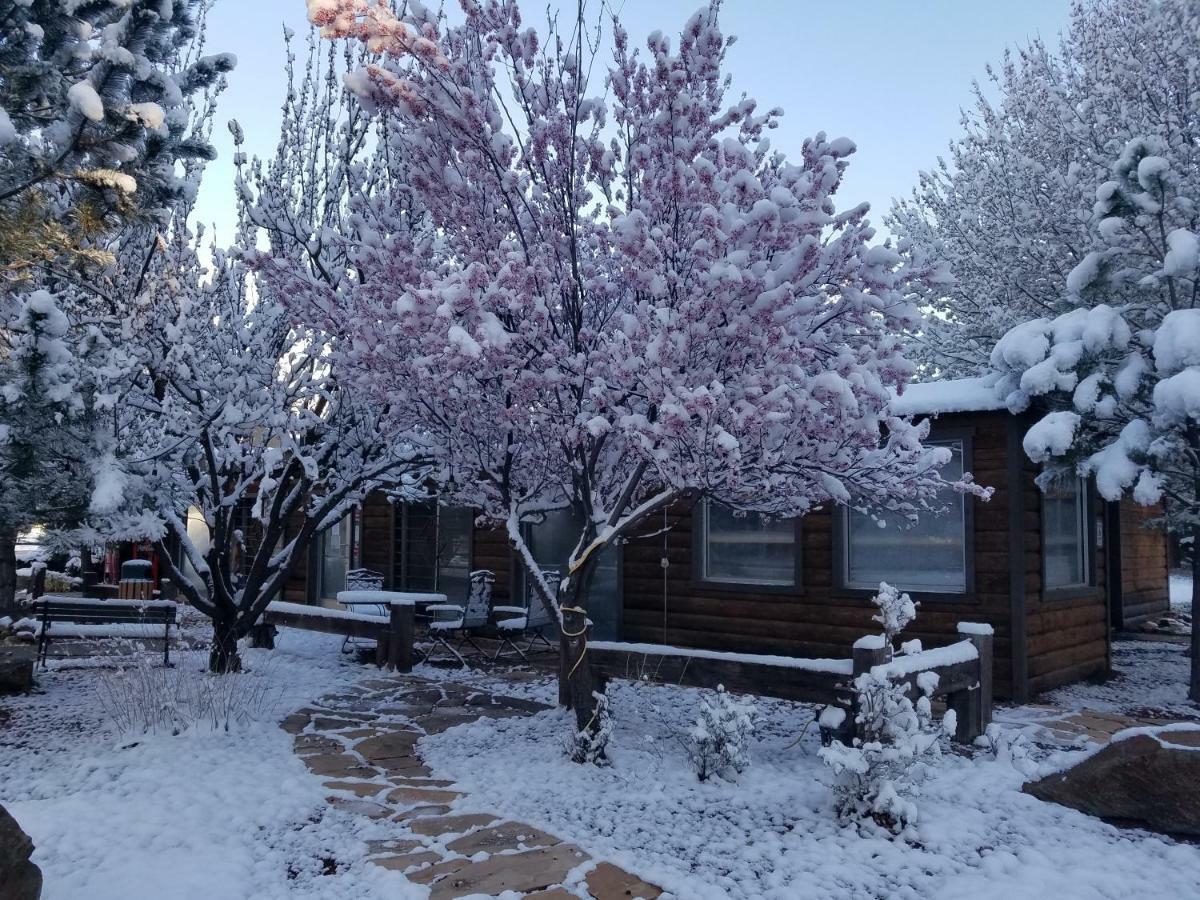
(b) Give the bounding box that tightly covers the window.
[1043,477,1089,589]
[393,502,474,597]
[843,440,967,593]
[700,501,797,587]
[319,514,354,600]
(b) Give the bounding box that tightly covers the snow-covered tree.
[0,0,233,616]
[292,0,984,759]
[890,0,1200,377]
[93,225,431,672]
[819,583,954,836]
[687,684,756,782]
[990,133,1200,699]
[85,30,432,672]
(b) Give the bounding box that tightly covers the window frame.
[1040,475,1094,597]
[692,498,802,594]
[833,429,976,600]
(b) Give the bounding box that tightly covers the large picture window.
[1043,477,1089,589]
[393,502,474,598]
[700,501,797,587]
[843,441,967,593]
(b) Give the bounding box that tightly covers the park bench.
[32,596,179,668]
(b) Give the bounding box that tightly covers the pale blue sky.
[192,0,1072,242]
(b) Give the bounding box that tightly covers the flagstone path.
[283,675,664,899]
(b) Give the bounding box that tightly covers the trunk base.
[209,620,242,673]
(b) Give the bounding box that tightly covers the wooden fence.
[590,622,994,743]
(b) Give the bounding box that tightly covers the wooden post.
[386,602,415,673]
[951,623,994,742]
[837,635,893,744]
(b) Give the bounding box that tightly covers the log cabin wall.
[1117,497,1170,626]
[620,411,1023,700]
[1020,447,1110,698]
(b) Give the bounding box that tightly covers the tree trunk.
[0,525,16,619]
[557,564,609,763]
[1191,522,1200,703]
[209,613,242,673]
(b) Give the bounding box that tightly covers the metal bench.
[32,596,179,668]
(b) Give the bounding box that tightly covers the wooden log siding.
[620,411,1021,698]
[1119,497,1170,625]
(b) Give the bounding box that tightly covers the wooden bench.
[32,596,179,668]
[262,600,417,672]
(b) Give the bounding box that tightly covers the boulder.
[0,645,34,693]
[1024,724,1200,837]
[0,803,42,900]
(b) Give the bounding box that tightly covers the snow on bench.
[35,595,177,610]
[266,600,387,624]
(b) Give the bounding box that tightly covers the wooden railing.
[590,622,994,744]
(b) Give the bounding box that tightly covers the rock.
[427,844,589,898]
[1023,724,1200,836]
[0,645,34,693]
[586,861,663,899]
[0,802,42,900]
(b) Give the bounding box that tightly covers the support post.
[951,623,994,742]
[387,602,415,673]
[835,635,893,744]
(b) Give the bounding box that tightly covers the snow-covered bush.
[687,684,757,782]
[871,582,917,645]
[819,583,954,836]
[96,654,282,737]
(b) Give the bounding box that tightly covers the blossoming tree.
[294,0,981,758]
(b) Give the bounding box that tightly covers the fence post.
[387,602,415,673]
[832,635,893,744]
[951,622,994,742]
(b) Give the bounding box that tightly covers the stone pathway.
[283,675,664,899]
[1009,707,1179,745]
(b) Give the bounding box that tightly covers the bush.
[687,684,756,782]
[96,652,281,736]
[818,582,954,837]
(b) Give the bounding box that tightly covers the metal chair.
[339,568,385,653]
[492,568,559,661]
[425,569,493,664]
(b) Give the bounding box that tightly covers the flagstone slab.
[293,734,343,756]
[405,857,472,886]
[355,730,420,762]
[444,821,559,855]
[585,861,663,899]
[366,838,425,855]
[408,813,502,837]
[427,844,590,899]
[323,780,388,799]
[525,890,578,899]
[393,804,454,822]
[372,850,444,872]
[385,785,463,806]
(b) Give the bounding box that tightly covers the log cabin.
[294,377,1170,703]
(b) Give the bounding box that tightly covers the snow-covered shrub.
[687,684,757,782]
[571,690,614,765]
[819,583,954,836]
[872,582,917,645]
[96,654,282,737]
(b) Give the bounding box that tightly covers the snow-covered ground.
[0,627,419,900]
[421,673,1200,900]
[1170,571,1191,612]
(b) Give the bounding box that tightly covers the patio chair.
[339,568,385,653]
[425,569,494,664]
[492,569,559,661]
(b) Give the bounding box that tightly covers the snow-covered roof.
[888,376,1008,417]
